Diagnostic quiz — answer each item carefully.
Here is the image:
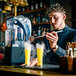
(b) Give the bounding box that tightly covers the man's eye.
[54,17,58,19]
[48,18,52,20]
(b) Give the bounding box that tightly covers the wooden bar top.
[0,65,75,76]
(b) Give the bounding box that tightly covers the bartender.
[22,3,76,67]
[28,3,76,67]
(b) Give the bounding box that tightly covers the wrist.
[51,45,58,52]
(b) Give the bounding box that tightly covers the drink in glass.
[24,41,31,66]
[36,43,44,67]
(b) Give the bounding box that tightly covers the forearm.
[55,45,66,56]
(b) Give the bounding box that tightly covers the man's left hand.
[46,31,58,52]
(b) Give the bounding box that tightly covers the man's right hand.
[21,58,38,67]
[30,58,38,67]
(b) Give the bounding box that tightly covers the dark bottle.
[26,6,30,11]
[30,15,33,24]
[42,28,46,35]
[37,14,41,23]
[66,42,70,56]
[41,28,44,35]
[41,15,44,22]
[18,6,22,12]
[44,3,47,8]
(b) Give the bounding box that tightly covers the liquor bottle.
[37,14,41,23]
[31,0,34,10]
[32,31,36,36]
[41,27,44,35]
[46,28,49,33]
[33,17,36,24]
[68,43,73,72]
[42,28,46,35]
[69,47,73,57]
[26,6,29,11]
[42,15,46,23]
[22,6,25,12]
[74,42,76,57]
[30,15,33,24]
[18,6,22,12]
[39,0,43,8]
[35,1,38,9]
[38,27,41,36]
[44,3,46,8]
[66,42,70,56]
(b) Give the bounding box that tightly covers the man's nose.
[51,17,55,23]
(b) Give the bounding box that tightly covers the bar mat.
[15,64,60,71]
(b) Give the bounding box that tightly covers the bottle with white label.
[74,42,76,57]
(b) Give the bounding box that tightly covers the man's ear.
[63,14,66,20]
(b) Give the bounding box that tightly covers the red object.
[0,54,2,60]
[1,22,7,32]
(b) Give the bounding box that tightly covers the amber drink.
[24,41,31,66]
[36,43,44,67]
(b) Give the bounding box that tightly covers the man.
[22,3,76,67]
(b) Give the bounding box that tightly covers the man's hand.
[21,58,38,67]
[46,31,58,52]
[29,36,35,42]
[30,58,38,67]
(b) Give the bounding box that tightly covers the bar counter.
[0,65,75,76]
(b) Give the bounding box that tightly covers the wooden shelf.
[18,7,47,15]
[32,22,50,25]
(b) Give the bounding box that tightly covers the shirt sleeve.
[56,35,76,56]
[55,46,66,56]
[71,35,76,42]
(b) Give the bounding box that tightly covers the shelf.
[70,18,76,21]
[18,7,47,15]
[32,22,50,25]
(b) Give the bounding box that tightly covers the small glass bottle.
[68,46,73,72]
[33,31,36,36]
[42,28,46,35]
[74,42,76,57]
[66,42,70,56]
[33,17,36,24]
[22,6,25,12]
[31,0,34,10]
[40,0,43,8]
[38,27,41,36]
[35,2,38,9]
[37,14,41,23]
[44,3,46,8]
[26,6,29,11]
[41,28,44,35]
[30,15,33,24]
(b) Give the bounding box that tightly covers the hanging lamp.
[7,0,28,16]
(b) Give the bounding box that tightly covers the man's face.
[48,12,66,30]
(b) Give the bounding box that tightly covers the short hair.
[46,3,66,16]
